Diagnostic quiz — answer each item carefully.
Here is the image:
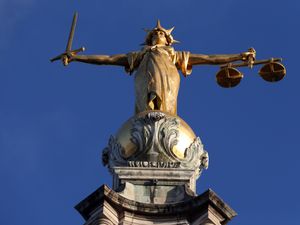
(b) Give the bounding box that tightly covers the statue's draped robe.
[126,46,191,115]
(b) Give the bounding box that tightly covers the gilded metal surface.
[174,118,196,159]
[51,15,270,116]
[216,67,243,88]
[116,120,137,158]
[116,111,196,160]
[259,62,286,82]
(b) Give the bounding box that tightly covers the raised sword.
[50,12,85,65]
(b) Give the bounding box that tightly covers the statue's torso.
[126,46,191,115]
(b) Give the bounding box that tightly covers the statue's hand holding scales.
[51,13,286,116]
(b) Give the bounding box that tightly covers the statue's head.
[144,20,179,46]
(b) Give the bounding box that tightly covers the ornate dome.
[116,110,196,159]
[102,111,208,174]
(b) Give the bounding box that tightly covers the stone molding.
[112,166,198,193]
[75,185,237,225]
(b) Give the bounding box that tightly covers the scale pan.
[259,62,286,82]
[216,67,243,88]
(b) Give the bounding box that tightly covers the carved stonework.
[75,185,237,225]
[183,137,209,176]
[102,135,127,173]
[128,161,180,168]
[102,112,209,177]
[130,111,180,161]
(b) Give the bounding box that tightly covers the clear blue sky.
[0,1,299,224]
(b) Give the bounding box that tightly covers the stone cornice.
[75,185,236,224]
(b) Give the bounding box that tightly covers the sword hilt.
[50,46,85,63]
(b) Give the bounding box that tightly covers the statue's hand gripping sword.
[50,12,85,66]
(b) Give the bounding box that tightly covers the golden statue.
[51,13,285,116]
[51,14,286,207]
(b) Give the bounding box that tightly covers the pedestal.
[76,111,237,224]
[75,185,237,225]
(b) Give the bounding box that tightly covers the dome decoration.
[102,111,208,177]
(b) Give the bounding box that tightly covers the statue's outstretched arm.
[188,49,255,66]
[70,54,129,67]
[188,53,242,65]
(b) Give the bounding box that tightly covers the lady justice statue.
[52,13,286,212]
[52,13,282,116]
[51,13,285,174]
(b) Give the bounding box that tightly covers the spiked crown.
[143,20,179,46]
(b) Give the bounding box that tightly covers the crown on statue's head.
[142,20,180,46]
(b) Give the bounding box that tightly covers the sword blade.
[50,54,63,62]
[66,12,78,52]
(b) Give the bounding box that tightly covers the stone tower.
[75,111,237,224]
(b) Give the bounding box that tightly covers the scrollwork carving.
[102,135,127,172]
[182,137,209,177]
[130,112,180,161]
[159,116,179,159]
[102,112,209,176]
